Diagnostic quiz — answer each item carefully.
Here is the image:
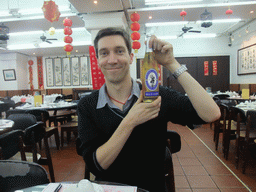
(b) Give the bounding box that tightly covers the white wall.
[0,53,18,90]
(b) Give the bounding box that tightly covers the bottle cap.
[146,36,153,53]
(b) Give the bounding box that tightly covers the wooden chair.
[214,103,229,151]
[6,113,55,182]
[223,106,247,160]
[0,160,50,192]
[59,120,78,147]
[235,111,256,173]
[25,109,60,150]
[0,130,26,161]
[76,130,181,192]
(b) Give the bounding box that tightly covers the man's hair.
[94,27,131,58]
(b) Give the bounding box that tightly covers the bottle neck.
[146,37,153,53]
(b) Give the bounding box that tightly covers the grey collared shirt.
[96,79,140,112]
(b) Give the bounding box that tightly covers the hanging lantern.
[28,60,33,66]
[226,8,233,18]
[132,41,141,53]
[64,36,73,44]
[64,27,72,35]
[130,22,140,32]
[63,17,73,27]
[130,12,140,22]
[131,32,141,41]
[64,44,73,52]
[48,27,55,35]
[180,10,187,21]
[42,0,61,23]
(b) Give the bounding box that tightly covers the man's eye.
[117,50,124,54]
[100,52,107,56]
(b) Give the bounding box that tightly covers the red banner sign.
[37,57,44,89]
[204,61,209,76]
[213,60,217,76]
[89,46,105,90]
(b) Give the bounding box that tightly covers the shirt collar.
[96,78,140,109]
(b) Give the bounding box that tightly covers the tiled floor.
[42,122,256,191]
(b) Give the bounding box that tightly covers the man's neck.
[105,77,133,101]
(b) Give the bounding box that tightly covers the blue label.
[145,92,159,97]
[145,69,158,91]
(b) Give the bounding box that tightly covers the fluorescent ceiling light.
[145,0,203,5]
[146,21,188,27]
[183,33,216,38]
[158,36,177,40]
[9,27,88,36]
[7,44,36,50]
[196,19,242,24]
[145,19,241,27]
[131,1,256,12]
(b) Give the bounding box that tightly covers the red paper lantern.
[63,17,73,27]
[64,27,72,35]
[64,44,73,52]
[28,60,33,66]
[42,0,61,23]
[132,41,141,50]
[64,36,73,44]
[130,12,140,22]
[226,9,233,15]
[131,32,141,41]
[180,10,187,21]
[131,22,140,32]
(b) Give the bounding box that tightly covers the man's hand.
[148,35,180,73]
[125,92,161,128]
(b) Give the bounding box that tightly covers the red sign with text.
[37,56,44,89]
[89,46,105,90]
[213,60,217,76]
[204,61,209,76]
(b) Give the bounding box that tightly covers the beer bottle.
[141,37,159,103]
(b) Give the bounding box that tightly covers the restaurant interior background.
[0,0,256,94]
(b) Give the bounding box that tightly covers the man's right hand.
[125,92,161,128]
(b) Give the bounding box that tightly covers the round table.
[0,119,14,135]
[15,180,149,192]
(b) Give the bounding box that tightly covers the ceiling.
[0,0,255,57]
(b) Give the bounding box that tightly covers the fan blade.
[46,40,52,44]
[47,38,58,40]
[189,30,201,33]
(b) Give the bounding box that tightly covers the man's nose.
[107,52,118,63]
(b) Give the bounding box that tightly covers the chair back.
[23,123,45,146]
[246,110,256,130]
[219,103,229,121]
[7,114,37,130]
[0,130,26,160]
[25,109,50,126]
[6,109,26,118]
[229,106,247,123]
[0,160,50,192]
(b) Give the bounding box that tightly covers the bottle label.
[145,69,158,91]
[145,91,159,97]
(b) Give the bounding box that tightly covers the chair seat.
[239,130,256,139]
[9,152,41,162]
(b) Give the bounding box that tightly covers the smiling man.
[77,27,220,192]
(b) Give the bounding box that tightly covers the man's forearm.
[95,117,134,170]
[166,61,221,123]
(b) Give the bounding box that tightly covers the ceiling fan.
[40,34,57,44]
[178,26,201,37]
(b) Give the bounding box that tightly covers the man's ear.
[130,53,134,64]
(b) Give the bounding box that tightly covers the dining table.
[15,180,149,192]
[0,119,14,135]
[8,101,77,126]
[235,101,256,114]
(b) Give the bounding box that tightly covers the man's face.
[97,35,133,84]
